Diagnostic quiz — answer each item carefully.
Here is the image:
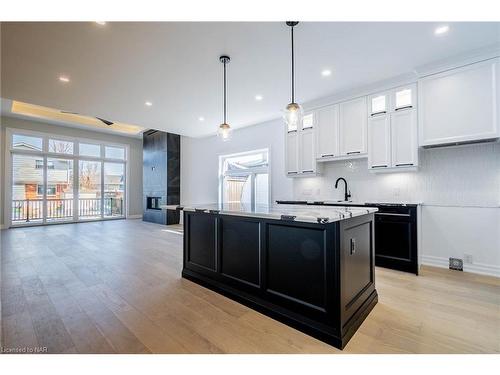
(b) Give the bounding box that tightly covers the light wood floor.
[1,220,499,354]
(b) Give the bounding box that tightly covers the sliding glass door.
[8,129,127,227]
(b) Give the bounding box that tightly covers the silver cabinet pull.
[395,105,413,111]
[347,151,361,155]
[395,163,414,167]
[371,165,387,168]
[321,154,334,158]
[302,170,314,173]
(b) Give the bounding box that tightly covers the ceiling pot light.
[255,95,263,101]
[321,69,332,77]
[434,25,449,35]
[145,101,152,106]
[217,55,232,141]
[198,116,205,122]
[59,76,70,83]
[283,21,303,131]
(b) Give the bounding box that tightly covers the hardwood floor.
[1,219,499,354]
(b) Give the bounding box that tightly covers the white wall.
[0,116,144,226]
[181,118,293,205]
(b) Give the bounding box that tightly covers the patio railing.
[11,198,124,223]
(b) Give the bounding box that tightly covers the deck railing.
[11,198,124,223]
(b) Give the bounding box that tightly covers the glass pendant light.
[217,55,232,141]
[283,21,303,132]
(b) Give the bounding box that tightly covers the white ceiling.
[1,22,499,137]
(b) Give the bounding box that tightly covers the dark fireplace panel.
[143,130,180,225]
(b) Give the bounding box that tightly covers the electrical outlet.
[449,257,463,271]
[464,254,473,264]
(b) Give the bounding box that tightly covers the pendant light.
[283,21,303,131]
[218,55,232,141]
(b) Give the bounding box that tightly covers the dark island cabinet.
[182,210,378,349]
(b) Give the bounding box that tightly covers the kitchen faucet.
[335,177,351,202]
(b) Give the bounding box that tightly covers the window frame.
[218,148,271,206]
[5,127,130,227]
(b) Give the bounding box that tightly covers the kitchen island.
[163,203,378,349]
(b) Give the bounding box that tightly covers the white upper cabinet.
[418,59,500,146]
[299,128,316,174]
[391,109,418,167]
[339,97,368,156]
[368,115,391,169]
[315,105,339,159]
[368,84,418,171]
[285,131,299,175]
[285,112,318,177]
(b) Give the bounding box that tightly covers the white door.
[391,109,418,167]
[299,128,316,174]
[316,105,339,159]
[286,131,299,175]
[368,115,391,169]
[339,97,367,156]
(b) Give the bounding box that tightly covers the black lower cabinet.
[373,206,418,275]
[182,211,378,349]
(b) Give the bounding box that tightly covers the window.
[395,88,413,109]
[105,146,125,160]
[302,113,314,129]
[371,95,387,114]
[12,134,43,151]
[79,143,101,157]
[35,160,54,169]
[38,185,56,196]
[49,139,74,154]
[219,149,269,206]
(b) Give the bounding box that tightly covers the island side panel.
[339,213,378,346]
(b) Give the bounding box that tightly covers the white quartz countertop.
[161,203,378,224]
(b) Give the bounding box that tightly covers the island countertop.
[161,202,377,224]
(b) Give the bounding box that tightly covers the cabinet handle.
[395,105,413,111]
[347,151,361,155]
[395,163,414,167]
[376,212,410,217]
[287,129,297,133]
[350,238,356,255]
[321,154,334,158]
[371,165,387,168]
[302,170,314,173]
[287,171,298,175]
[371,111,386,116]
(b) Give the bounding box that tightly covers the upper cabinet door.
[391,110,418,167]
[286,131,299,175]
[339,97,368,156]
[315,105,339,159]
[368,115,391,169]
[302,113,314,130]
[393,85,416,111]
[369,92,389,116]
[299,128,316,174]
[418,59,499,146]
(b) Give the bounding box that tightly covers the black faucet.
[335,177,351,202]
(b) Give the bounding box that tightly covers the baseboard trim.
[0,224,6,230]
[127,214,143,219]
[421,255,500,278]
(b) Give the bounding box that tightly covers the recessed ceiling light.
[198,116,205,122]
[59,76,70,83]
[434,25,449,35]
[145,101,152,107]
[321,69,332,77]
[255,95,263,101]
[95,21,106,26]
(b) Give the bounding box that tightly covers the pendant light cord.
[291,25,295,103]
[223,59,227,124]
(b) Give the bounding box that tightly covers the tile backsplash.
[292,142,500,207]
